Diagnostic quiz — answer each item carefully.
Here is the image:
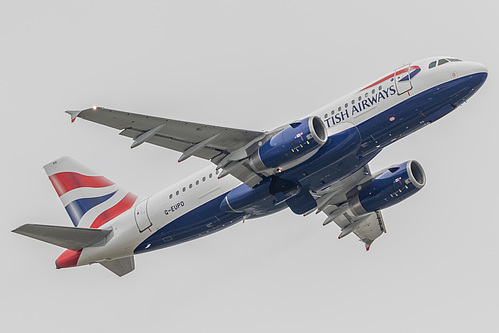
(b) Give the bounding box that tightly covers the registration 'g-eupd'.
[13,57,487,277]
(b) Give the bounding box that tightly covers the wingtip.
[11,224,31,235]
[65,110,82,123]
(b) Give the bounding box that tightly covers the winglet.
[65,110,83,123]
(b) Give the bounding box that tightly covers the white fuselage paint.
[78,167,241,265]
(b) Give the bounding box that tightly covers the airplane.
[12,56,487,277]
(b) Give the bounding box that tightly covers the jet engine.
[249,116,328,173]
[350,160,426,216]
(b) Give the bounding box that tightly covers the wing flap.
[119,128,223,160]
[12,224,112,251]
[332,211,386,250]
[352,211,386,250]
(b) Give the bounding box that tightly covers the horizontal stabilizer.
[12,224,111,251]
[100,256,135,277]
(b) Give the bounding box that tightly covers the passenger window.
[176,190,179,196]
[215,169,219,175]
[351,99,355,105]
[182,187,186,192]
[331,110,335,115]
[189,184,192,189]
[378,86,382,91]
[196,180,199,185]
[324,114,328,119]
[209,173,213,178]
[429,61,436,69]
[372,89,375,94]
[338,106,341,112]
[344,103,348,108]
[169,194,173,199]
[202,177,206,182]
[438,58,449,66]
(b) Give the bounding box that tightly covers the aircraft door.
[134,199,152,232]
[394,64,413,95]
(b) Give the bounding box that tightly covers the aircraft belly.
[277,126,363,192]
[134,193,242,254]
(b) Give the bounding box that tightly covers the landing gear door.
[134,199,152,232]
[394,64,413,95]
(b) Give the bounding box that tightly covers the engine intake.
[350,160,426,215]
[250,116,328,173]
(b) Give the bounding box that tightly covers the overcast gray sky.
[2,1,498,332]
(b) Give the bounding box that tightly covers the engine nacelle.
[250,116,328,173]
[350,160,426,215]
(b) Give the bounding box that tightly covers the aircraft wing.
[312,164,386,250]
[67,107,268,186]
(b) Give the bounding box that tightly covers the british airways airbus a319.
[13,56,487,276]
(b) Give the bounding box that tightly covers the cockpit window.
[429,58,462,69]
[438,58,449,66]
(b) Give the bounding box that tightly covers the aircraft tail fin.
[44,156,139,228]
[12,224,111,251]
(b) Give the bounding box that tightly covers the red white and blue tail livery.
[13,56,488,276]
[45,157,139,228]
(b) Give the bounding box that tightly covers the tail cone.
[55,249,82,269]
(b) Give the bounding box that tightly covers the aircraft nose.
[466,61,488,75]
[468,62,488,89]
[455,61,488,92]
